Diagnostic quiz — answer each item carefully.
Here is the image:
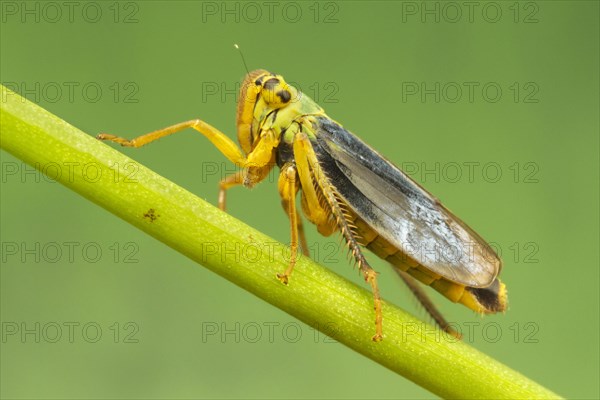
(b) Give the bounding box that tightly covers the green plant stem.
[0,85,560,399]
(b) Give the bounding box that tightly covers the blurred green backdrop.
[1,1,598,399]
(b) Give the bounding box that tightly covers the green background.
[1,1,598,398]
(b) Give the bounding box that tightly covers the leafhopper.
[98,69,507,341]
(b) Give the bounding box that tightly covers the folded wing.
[312,117,501,288]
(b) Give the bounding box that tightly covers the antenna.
[234,44,250,75]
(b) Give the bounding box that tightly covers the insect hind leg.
[328,192,383,342]
[296,133,383,341]
[395,270,462,339]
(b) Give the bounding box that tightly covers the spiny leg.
[294,132,383,341]
[395,270,462,339]
[329,192,383,342]
[276,164,301,284]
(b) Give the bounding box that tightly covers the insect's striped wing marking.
[311,117,501,288]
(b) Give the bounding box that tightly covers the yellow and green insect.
[97,68,507,341]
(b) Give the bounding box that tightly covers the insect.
[97,68,507,342]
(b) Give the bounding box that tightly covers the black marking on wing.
[311,116,500,287]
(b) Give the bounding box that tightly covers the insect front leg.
[99,120,279,209]
[97,119,247,167]
[218,172,244,211]
[218,159,275,211]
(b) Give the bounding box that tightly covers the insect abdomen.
[351,214,507,314]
